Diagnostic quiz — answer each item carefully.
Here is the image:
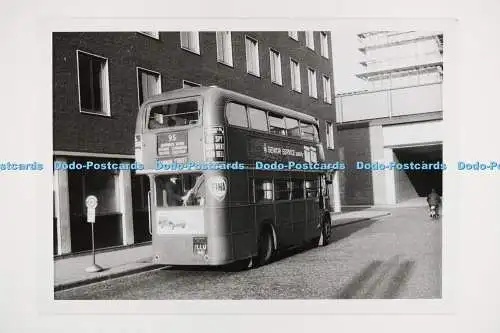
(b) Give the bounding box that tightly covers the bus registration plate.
[193,237,207,256]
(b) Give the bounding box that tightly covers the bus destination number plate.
[157,132,188,157]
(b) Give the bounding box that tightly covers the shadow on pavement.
[335,256,416,299]
[330,218,378,243]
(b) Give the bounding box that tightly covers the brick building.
[53,31,340,255]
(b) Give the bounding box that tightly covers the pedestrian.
[426,188,441,217]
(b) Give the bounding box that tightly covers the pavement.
[54,208,391,292]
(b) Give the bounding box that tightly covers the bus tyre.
[256,228,274,267]
[319,215,332,246]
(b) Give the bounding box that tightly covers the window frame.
[290,58,301,93]
[245,35,260,77]
[136,66,162,108]
[269,48,283,86]
[307,67,318,99]
[76,49,111,117]
[180,31,200,55]
[216,31,234,67]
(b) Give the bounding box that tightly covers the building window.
[326,121,335,149]
[182,80,201,88]
[139,31,159,39]
[288,31,298,40]
[180,32,200,54]
[269,49,282,85]
[290,59,301,92]
[216,31,233,66]
[137,68,161,106]
[77,50,110,115]
[305,31,315,50]
[245,36,260,76]
[322,76,332,104]
[320,32,329,58]
[308,68,317,98]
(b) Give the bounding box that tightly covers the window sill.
[309,95,318,100]
[247,71,261,78]
[217,60,234,68]
[271,80,283,87]
[80,110,112,118]
[137,32,160,40]
[181,46,201,55]
[291,88,302,94]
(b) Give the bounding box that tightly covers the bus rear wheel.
[256,228,274,267]
[320,215,332,246]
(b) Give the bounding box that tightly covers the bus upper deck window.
[268,113,286,136]
[300,122,315,141]
[148,100,199,129]
[285,117,301,138]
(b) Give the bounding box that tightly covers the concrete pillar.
[118,167,134,245]
[53,157,71,254]
[384,148,397,204]
[369,125,387,205]
[332,171,341,213]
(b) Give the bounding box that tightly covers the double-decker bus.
[135,86,333,268]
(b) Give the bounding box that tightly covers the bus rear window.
[148,100,199,129]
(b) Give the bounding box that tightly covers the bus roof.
[141,86,320,125]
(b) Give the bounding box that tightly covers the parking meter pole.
[85,195,103,273]
[91,223,96,266]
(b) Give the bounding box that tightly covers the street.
[55,206,441,299]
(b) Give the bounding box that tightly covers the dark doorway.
[393,144,443,199]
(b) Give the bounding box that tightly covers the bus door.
[148,173,206,252]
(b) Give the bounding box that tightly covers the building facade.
[53,31,339,255]
[335,31,444,206]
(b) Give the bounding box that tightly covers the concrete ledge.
[54,263,166,292]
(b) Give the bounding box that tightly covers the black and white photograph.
[4,0,500,331]
[52,30,443,300]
